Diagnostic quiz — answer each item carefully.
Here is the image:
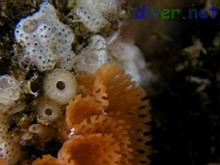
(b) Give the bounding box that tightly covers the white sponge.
[109,41,157,86]
[73,0,121,32]
[0,75,21,107]
[15,2,75,71]
[74,35,109,74]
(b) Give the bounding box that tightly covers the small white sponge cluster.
[15,2,75,71]
[0,75,21,107]
[43,69,78,105]
[74,0,121,32]
[74,35,109,74]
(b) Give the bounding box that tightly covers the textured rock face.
[15,2,75,71]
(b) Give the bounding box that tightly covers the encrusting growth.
[0,1,152,164]
[15,2,75,71]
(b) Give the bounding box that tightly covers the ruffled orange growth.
[76,74,109,108]
[66,95,103,129]
[94,64,152,165]
[76,75,95,95]
[67,64,151,165]
[32,155,62,165]
[74,115,133,165]
[95,64,146,116]
[58,134,121,165]
[92,79,109,108]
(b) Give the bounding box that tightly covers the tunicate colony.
[0,1,153,165]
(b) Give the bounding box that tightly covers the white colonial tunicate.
[0,113,21,165]
[43,69,78,105]
[74,35,109,74]
[109,41,156,86]
[15,2,75,71]
[0,134,22,165]
[73,0,121,32]
[0,75,21,107]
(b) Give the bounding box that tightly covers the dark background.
[121,0,220,164]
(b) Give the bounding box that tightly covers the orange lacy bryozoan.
[32,155,62,165]
[58,134,121,165]
[0,160,7,165]
[33,64,151,165]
